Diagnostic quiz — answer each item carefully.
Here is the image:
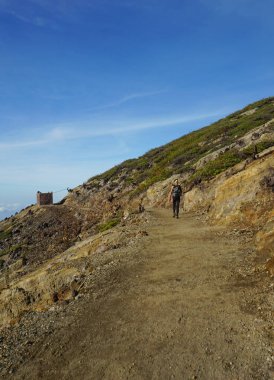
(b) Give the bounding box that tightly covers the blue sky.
[1,0,274,219]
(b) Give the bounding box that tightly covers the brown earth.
[2,209,274,380]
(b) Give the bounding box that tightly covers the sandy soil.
[5,209,274,380]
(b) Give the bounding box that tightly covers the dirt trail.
[10,209,273,380]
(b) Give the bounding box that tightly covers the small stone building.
[37,191,53,206]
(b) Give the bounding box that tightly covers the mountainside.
[0,97,273,332]
[91,96,274,193]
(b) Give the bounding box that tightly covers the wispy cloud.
[0,139,46,149]
[3,1,154,28]
[0,0,163,28]
[91,90,166,111]
[0,0,63,28]
[0,202,21,220]
[0,203,20,213]
[0,0,97,27]
[0,110,224,150]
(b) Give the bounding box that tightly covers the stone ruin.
[37,191,53,206]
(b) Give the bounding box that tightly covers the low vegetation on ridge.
[90,97,274,193]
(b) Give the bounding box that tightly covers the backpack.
[172,185,182,198]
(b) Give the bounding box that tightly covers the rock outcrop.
[0,212,149,329]
[144,151,274,257]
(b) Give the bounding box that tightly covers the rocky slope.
[146,147,273,248]
[0,211,150,329]
[0,97,273,331]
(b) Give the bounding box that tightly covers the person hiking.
[168,179,182,218]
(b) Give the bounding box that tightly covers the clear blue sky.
[1,0,274,220]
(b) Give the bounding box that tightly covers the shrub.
[242,141,274,156]
[0,243,24,257]
[0,229,12,241]
[190,149,242,181]
[98,218,120,232]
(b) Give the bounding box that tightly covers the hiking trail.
[9,209,273,380]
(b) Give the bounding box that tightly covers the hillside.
[0,97,273,323]
[0,97,273,267]
[91,97,274,190]
[0,96,273,377]
[1,97,273,269]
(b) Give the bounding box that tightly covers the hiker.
[138,197,145,213]
[168,179,183,218]
[139,202,145,213]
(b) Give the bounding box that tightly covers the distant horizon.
[1,0,274,220]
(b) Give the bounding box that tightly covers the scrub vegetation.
[90,97,274,194]
[0,228,12,242]
[98,218,120,232]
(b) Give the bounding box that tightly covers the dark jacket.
[172,185,182,198]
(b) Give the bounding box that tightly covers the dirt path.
[10,209,273,380]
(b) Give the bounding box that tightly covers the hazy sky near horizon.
[1,0,274,219]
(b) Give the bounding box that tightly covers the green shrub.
[0,229,12,241]
[191,149,243,181]
[0,249,6,257]
[242,140,274,156]
[0,243,24,257]
[98,218,120,232]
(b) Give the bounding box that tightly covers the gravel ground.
[0,209,273,380]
